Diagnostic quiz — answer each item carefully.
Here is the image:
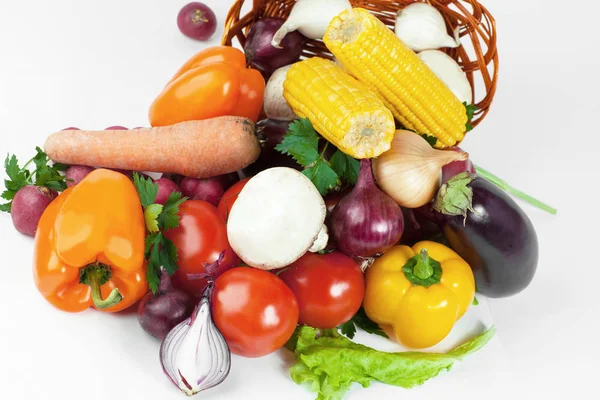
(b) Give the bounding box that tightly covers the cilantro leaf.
[32,147,49,171]
[159,237,179,276]
[275,119,320,167]
[339,307,388,339]
[339,319,357,339]
[157,191,186,231]
[465,102,477,132]
[302,159,340,196]
[330,150,359,185]
[133,172,158,208]
[144,203,163,233]
[419,134,438,147]
[0,203,11,213]
[1,190,14,201]
[144,232,162,293]
[4,155,21,182]
[472,296,479,306]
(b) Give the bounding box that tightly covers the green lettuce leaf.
[289,325,496,400]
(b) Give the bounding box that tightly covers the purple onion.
[244,18,306,77]
[138,271,195,340]
[329,159,404,257]
[441,147,476,184]
[177,2,217,41]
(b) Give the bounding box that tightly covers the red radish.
[66,165,95,187]
[177,2,217,41]
[180,177,225,206]
[11,186,58,237]
[61,127,80,131]
[105,126,127,130]
[155,178,180,205]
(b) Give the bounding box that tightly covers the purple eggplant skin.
[434,178,539,298]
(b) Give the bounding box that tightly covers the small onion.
[244,17,306,76]
[329,159,404,257]
[373,131,469,209]
[160,283,230,396]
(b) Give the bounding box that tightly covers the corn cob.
[283,57,395,159]
[324,8,468,148]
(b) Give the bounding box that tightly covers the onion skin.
[373,131,468,208]
[441,147,476,184]
[137,272,195,340]
[329,159,404,257]
[244,18,306,77]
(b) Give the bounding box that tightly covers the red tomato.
[212,267,299,358]
[217,177,250,221]
[279,251,365,329]
[164,200,240,297]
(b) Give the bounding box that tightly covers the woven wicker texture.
[222,0,497,128]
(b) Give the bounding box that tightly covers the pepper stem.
[413,249,433,280]
[402,249,443,287]
[80,264,123,309]
[475,166,557,215]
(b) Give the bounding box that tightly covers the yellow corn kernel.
[324,8,468,148]
[283,57,396,159]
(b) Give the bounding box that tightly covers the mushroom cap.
[227,167,327,270]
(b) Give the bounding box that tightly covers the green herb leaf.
[2,148,69,213]
[133,172,158,208]
[290,325,496,399]
[275,119,320,166]
[465,103,477,132]
[5,155,21,182]
[419,134,438,147]
[159,237,179,276]
[144,232,162,293]
[302,159,340,196]
[339,320,357,339]
[157,191,187,231]
[349,307,388,338]
[0,203,11,213]
[330,150,359,185]
[472,296,479,306]
[144,203,163,233]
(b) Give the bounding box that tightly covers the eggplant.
[433,178,538,298]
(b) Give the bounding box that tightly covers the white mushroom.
[227,167,328,270]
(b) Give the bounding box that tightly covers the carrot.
[44,116,261,178]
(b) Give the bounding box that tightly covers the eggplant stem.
[475,166,557,215]
[87,268,123,309]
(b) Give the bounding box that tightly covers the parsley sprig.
[1,147,68,212]
[133,173,187,293]
[338,307,388,339]
[275,119,360,196]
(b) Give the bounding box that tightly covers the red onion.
[329,159,404,257]
[138,271,195,340]
[441,147,476,184]
[244,18,306,77]
[177,2,217,41]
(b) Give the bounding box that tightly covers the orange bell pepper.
[148,46,265,127]
[33,169,148,313]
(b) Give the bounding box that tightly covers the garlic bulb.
[419,50,472,104]
[395,3,460,52]
[373,130,469,209]
[160,283,230,396]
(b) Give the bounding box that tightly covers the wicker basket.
[222,0,498,129]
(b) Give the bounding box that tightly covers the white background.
[0,0,599,399]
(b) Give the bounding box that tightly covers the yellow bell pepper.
[363,241,475,349]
